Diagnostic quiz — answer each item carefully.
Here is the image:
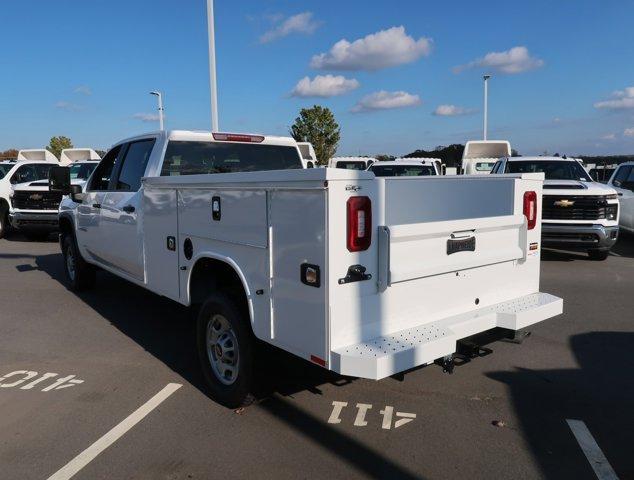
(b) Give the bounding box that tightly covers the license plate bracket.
[447,236,476,255]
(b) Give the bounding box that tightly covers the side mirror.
[70,185,85,203]
[49,166,71,195]
[441,164,447,175]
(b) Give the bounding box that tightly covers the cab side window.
[613,166,634,190]
[115,139,156,191]
[88,145,123,191]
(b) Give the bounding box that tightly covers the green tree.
[290,105,340,166]
[47,136,73,159]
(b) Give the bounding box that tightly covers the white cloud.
[291,75,359,98]
[133,113,160,122]
[310,26,432,71]
[601,133,616,140]
[624,127,634,137]
[55,101,83,112]
[594,86,634,110]
[454,46,544,74]
[260,12,319,43]
[351,90,421,113]
[74,85,92,95]
[433,104,475,116]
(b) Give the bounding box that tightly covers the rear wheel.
[588,249,609,261]
[61,233,96,291]
[196,293,254,408]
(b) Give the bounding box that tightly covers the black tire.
[588,249,610,261]
[196,293,255,408]
[61,233,96,291]
[0,203,9,239]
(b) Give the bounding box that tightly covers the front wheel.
[588,249,610,261]
[61,233,96,291]
[0,204,9,239]
[196,293,255,408]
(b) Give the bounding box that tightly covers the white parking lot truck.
[51,130,563,407]
[606,162,634,233]
[461,140,511,175]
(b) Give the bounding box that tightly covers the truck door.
[100,139,156,280]
[77,145,123,260]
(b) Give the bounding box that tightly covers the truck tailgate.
[378,214,525,289]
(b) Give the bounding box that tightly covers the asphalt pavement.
[1,231,633,480]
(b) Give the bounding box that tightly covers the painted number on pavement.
[0,371,84,391]
[328,401,416,429]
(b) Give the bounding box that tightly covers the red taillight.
[212,132,265,143]
[347,196,372,252]
[523,191,537,230]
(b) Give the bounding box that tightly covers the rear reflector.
[523,191,537,230]
[310,355,326,367]
[212,132,265,143]
[347,196,372,252]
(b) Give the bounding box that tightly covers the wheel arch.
[187,253,254,330]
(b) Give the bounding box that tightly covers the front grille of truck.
[11,191,63,210]
[542,195,607,221]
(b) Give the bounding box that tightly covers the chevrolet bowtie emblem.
[554,199,575,207]
[29,193,43,201]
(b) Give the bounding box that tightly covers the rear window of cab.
[160,141,303,176]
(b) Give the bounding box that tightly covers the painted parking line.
[47,383,182,480]
[566,419,619,480]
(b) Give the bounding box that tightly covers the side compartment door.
[100,138,156,280]
[269,190,328,361]
[77,145,123,261]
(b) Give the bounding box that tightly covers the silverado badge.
[554,199,575,207]
[29,193,43,201]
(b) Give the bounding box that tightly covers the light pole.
[483,74,491,140]
[150,91,165,131]
[206,0,219,132]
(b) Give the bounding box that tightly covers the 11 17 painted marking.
[328,401,416,429]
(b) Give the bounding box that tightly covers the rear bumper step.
[331,292,563,380]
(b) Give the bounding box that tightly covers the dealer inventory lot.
[0,234,632,479]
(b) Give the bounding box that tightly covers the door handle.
[92,203,101,209]
[122,205,135,213]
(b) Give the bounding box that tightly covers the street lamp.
[206,0,219,132]
[150,91,165,131]
[483,75,491,140]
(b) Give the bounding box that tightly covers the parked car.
[491,156,619,260]
[50,129,562,407]
[606,162,634,234]
[368,159,439,177]
[329,156,376,170]
[0,159,59,238]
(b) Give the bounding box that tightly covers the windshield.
[505,160,593,181]
[70,162,98,180]
[370,164,435,177]
[336,161,367,170]
[10,163,54,184]
[0,164,12,179]
[161,141,303,176]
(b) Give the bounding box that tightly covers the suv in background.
[491,156,619,260]
[606,162,634,234]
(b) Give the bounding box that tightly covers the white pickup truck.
[50,130,563,407]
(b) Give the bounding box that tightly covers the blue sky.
[1,0,634,156]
